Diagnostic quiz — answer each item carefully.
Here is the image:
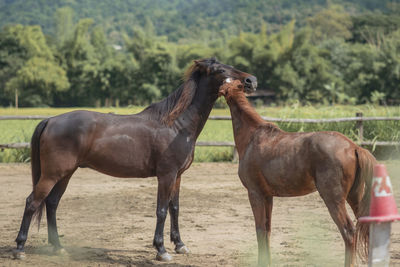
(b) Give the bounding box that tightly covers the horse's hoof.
[54,247,67,256]
[156,252,172,261]
[12,250,25,260]
[175,245,189,254]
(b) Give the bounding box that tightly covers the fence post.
[356,112,364,141]
[15,89,18,109]
[232,146,239,162]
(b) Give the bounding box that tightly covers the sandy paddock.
[1,162,400,266]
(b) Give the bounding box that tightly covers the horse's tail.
[31,119,49,230]
[353,147,376,261]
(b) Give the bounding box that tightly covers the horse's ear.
[194,60,208,68]
[194,60,211,74]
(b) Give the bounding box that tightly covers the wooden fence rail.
[2,115,400,122]
[1,113,400,150]
[0,115,50,120]
[209,115,400,123]
[1,141,399,151]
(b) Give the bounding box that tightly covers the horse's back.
[250,130,358,164]
[308,131,357,154]
[38,110,168,178]
[43,110,97,140]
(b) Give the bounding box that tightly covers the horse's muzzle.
[244,75,257,93]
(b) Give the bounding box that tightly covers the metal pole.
[369,222,391,267]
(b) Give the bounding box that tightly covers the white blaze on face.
[224,78,232,84]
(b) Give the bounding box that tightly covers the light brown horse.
[13,59,257,261]
[218,80,375,267]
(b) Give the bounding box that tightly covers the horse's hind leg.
[317,181,356,266]
[325,200,356,267]
[46,173,74,253]
[168,175,189,254]
[14,177,57,259]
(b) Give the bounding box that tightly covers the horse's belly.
[264,172,317,197]
[239,163,317,197]
[258,152,317,197]
[86,157,155,178]
[84,135,156,178]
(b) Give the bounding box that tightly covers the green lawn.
[1,104,399,162]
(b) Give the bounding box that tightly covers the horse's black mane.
[139,58,218,125]
[139,84,187,122]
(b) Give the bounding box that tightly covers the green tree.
[307,5,353,43]
[6,57,69,106]
[0,26,29,106]
[272,28,336,103]
[125,28,181,104]
[0,24,68,106]
[54,7,74,45]
[58,18,100,106]
[351,12,400,45]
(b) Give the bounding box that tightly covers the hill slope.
[0,0,393,42]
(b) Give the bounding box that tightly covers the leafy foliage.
[6,57,69,106]
[0,1,399,107]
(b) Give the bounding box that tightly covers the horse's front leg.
[153,172,176,261]
[169,175,189,254]
[264,195,273,265]
[248,191,273,266]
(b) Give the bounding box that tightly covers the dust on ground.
[1,162,400,267]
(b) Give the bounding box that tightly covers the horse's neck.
[226,93,266,156]
[174,93,216,139]
[182,101,214,137]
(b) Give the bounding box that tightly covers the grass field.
[1,104,400,162]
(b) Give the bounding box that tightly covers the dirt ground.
[1,162,400,267]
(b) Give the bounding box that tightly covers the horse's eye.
[218,69,226,74]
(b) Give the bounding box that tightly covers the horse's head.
[187,58,257,97]
[218,79,248,98]
[165,58,257,125]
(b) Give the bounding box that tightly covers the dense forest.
[0,0,399,107]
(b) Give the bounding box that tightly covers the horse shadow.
[0,245,195,266]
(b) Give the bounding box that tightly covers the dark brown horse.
[218,80,375,267]
[13,58,257,261]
